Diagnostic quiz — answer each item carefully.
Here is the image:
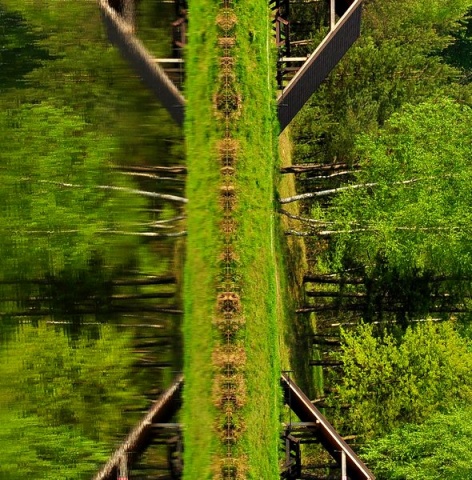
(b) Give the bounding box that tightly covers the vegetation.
[0,325,140,479]
[287,0,472,476]
[288,1,472,323]
[292,0,472,165]
[2,0,472,478]
[361,406,472,479]
[0,1,184,477]
[332,321,472,439]
[183,0,281,476]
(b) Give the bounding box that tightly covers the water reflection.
[0,1,184,478]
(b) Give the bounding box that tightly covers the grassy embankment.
[183,0,281,477]
[277,132,321,398]
[182,0,220,475]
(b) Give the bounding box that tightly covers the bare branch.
[300,170,356,181]
[280,162,358,174]
[101,230,187,238]
[278,209,334,225]
[279,178,422,204]
[37,180,188,204]
[285,225,461,237]
[116,171,185,183]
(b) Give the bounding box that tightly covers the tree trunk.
[280,162,357,174]
[280,178,422,204]
[112,165,187,175]
[303,274,364,285]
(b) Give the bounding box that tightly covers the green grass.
[231,2,281,476]
[277,131,323,399]
[183,0,221,476]
[183,0,282,477]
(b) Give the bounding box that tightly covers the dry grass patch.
[213,456,248,480]
[212,345,247,370]
[213,314,246,336]
[217,291,241,313]
[213,373,247,409]
[216,9,237,31]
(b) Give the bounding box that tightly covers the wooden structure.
[277,0,362,130]
[281,373,375,479]
[98,0,185,125]
[92,374,373,479]
[93,374,183,480]
[98,0,362,131]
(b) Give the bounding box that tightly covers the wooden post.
[122,0,135,30]
[118,453,128,480]
[330,0,336,31]
[341,450,347,480]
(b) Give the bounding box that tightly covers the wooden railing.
[93,374,183,480]
[277,0,363,131]
[281,373,375,480]
[98,0,185,126]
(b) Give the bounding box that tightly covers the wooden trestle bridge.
[95,0,373,478]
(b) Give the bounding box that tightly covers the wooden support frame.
[93,375,183,480]
[281,373,375,479]
[98,0,185,126]
[277,0,363,131]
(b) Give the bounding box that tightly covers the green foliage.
[0,324,140,478]
[0,102,145,282]
[332,321,472,439]
[0,4,180,478]
[292,0,472,164]
[326,99,472,280]
[0,6,51,91]
[0,324,140,440]
[0,411,108,480]
[361,406,472,479]
[444,8,472,73]
[0,0,184,162]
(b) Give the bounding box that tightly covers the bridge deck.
[277,0,362,131]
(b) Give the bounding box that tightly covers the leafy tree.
[0,410,109,480]
[331,321,472,439]
[361,406,472,480]
[0,102,145,283]
[305,99,472,319]
[292,0,472,165]
[0,324,142,440]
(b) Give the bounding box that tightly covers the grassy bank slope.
[183,0,220,476]
[183,0,281,477]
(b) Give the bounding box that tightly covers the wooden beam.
[93,375,183,480]
[281,374,375,480]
